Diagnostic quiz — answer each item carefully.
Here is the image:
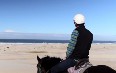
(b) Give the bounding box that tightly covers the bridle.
[37,63,42,73]
[37,63,50,73]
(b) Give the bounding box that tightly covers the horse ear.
[37,55,41,62]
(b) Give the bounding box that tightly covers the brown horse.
[37,56,116,73]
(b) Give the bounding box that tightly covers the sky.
[0,0,116,40]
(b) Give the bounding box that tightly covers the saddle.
[68,59,92,73]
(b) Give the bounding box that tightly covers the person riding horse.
[48,14,93,73]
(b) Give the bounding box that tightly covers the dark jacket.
[69,25,93,60]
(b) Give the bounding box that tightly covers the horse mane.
[40,56,62,72]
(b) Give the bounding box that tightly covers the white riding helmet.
[73,14,85,24]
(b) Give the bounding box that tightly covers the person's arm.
[66,29,79,58]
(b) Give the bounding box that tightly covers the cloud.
[0,32,116,41]
[94,35,116,41]
[0,32,70,40]
[4,29,16,32]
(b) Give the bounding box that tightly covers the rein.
[46,70,50,73]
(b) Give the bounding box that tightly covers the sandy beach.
[0,43,116,73]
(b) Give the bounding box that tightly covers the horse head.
[37,55,62,73]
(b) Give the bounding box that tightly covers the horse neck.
[41,57,62,72]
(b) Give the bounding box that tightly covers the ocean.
[0,39,116,44]
[0,39,69,43]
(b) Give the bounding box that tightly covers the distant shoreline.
[0,39,116,43]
